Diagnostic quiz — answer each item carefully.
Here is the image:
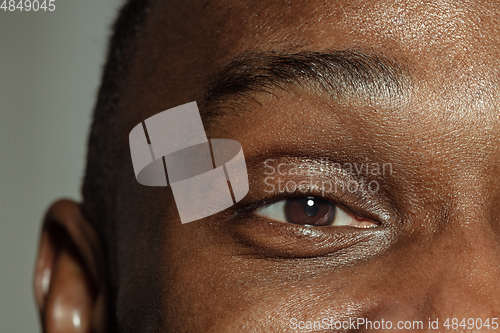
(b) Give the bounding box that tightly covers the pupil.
[284,196,335,226]
[303,199,318,217]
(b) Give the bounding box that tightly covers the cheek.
[152,229,402,332]
[152,230,493,333]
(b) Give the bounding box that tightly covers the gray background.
[0,1,123,331]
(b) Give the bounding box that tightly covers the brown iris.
[284,197,336,226]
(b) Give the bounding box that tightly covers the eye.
[254,196,378,228]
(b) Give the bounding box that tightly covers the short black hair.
[81,0,152,328]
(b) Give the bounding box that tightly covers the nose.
[367,222,500,332]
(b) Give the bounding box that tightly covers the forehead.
[145,0,500,60]
[147,0,500,50]
[122,0,500,109]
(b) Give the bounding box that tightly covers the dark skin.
[35,0,500,332]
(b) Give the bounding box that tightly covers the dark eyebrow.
[201,49,412,117]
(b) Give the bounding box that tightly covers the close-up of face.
[34,0,500,332]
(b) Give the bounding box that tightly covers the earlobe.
[34,200,107,333]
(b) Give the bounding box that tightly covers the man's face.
[115,0,500,331]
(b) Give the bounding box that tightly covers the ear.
[34,199,108,333]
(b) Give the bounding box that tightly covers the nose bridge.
[369,219,500,331]
[419,219,500,319]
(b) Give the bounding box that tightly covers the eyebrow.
[201,49,412,117]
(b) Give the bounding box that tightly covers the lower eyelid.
[226,214,390,259]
